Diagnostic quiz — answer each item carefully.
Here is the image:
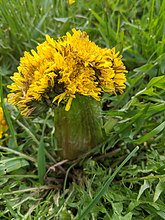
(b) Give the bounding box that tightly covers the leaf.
[137,180,150,200]
[134,121,165,145]
[153,178,165,202]
[155,53,165,74]
[0,157,29,176]
[134,63,154,75]
[112,202,123,215]
[128,200,140,212]
[112,212,132,220]
[103,117,118,135]
[54,17,70,23]
[118,104,150,134]
[89,8,105,26]
[122,212,132,220]
[146,75,165,89]
[140,87,160,97]
[33,12,49,38]
[0,177,8,186]
[37,138,46,184]
[157,211,165,219]
[147,104,165,117]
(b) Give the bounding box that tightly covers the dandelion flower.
[8,29,127,116]
[68,0,75,5]
[0,106,8,139]
[8,29,127,159]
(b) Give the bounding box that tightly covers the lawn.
[0,0,165,219]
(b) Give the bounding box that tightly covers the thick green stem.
[54,95,104,160]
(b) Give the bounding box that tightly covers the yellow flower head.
[68,0,75,5]
[0,106,8,139]
[8,29,127,116]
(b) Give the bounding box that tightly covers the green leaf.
[32,12,49,38]
[112,202,123,215]
[54,17,70,23]
[37,138,46,184]
[134,63,154,75]
[153,178,165,202]
[0,157,29,176]
[155,53,165,74]
[157,211,165,219]
[103,117,118,135]
[122,213,132,220]
[137,180,150,200]
[112,212,132,220]
[146,75,165,89]
[89,8,105,26]
[140,87,160,97]
[134,121,165,145]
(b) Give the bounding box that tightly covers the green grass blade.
[37,112,51,184]
[0,146,36,163]
[89,8,105,26]
[134,121,165,145]
[76,146,139,219]
[37,138,46,185]
[0,157,29,176]
[13,117,39,145]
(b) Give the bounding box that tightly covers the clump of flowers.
[8,29,127,116]
[0,106,8,139]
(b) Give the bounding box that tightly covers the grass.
[0,0,165,219]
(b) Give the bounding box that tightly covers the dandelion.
[8,29,127,159]
[0,106,8,139]
[68,0,75,5]
[8,29,127,116]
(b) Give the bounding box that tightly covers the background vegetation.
[0,0,165,219]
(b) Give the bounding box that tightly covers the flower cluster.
[8,29,127,116]
[0,106,8,139]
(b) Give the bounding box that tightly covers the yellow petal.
[65,96,73,111]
